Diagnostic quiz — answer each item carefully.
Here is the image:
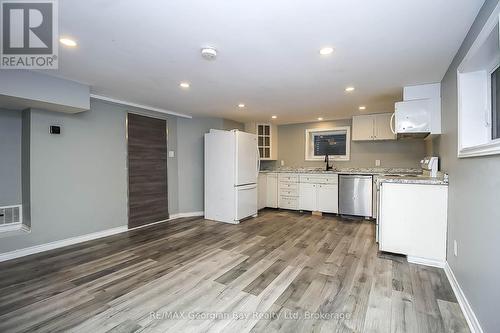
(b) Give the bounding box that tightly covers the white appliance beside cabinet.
[391,83,441,139]
[204,130,259,224]
[378,183,448,265]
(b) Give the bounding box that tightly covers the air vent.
[0,205,22,226]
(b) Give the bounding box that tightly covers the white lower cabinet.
[266,173,278,208]
[257,174,267,210]
[378,182,447,263]
[278,173,299,210]
[299,183,317,211]
[298,175,339,213]
[317,184,339,213]
[261,172,339,214]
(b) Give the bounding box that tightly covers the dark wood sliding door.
[127,113,168,228]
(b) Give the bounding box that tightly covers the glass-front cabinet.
[257,123,272,159]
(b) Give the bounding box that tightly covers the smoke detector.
[201,47,217,60]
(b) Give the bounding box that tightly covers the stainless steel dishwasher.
[339,175,373,217]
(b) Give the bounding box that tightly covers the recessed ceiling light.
[59,38,77,47]
[317,117,323,121]
[179,82,190,88]
[345,86,355,92]
[238,103,245,108]
[319,47,334,55]
[359,106,366,110]
[271,115,277,119]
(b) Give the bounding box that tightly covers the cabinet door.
[374,113,396,140]
[317,184,338,213]
[299,183,317,211]
[257,174,267,210]
[352,115,374,141]
[266,174,278,208]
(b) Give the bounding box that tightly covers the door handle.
[390,112,396,134]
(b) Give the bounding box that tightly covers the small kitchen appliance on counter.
[420,156,438,177]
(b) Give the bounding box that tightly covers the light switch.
[168,151,175,158]
[375,159,381,166]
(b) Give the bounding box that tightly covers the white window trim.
[304,126,351,161]
[457,4,500,158]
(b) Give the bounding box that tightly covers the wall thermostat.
[49,125,61,134]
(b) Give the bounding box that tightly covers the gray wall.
[0,102,128,253]
[222,119,245,131]
[0,110,22,206]
[437,1,500,331]
[0,96,243,253]
[278,119,426,168]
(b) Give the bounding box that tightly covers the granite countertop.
[260,167,448,185]
[259,167,422,175]
[375,174,448,186]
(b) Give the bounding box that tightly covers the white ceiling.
[49,0,484,124]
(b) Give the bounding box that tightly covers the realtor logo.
[1,0,58,69]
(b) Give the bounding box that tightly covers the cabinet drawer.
[299,174,338,184]
[279,182,298,190]
[278,174,299,182]
[279,196,298,209]
[279,188,298,197]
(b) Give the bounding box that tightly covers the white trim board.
[0,226,128,263]
[407,256,445,268]
[0,211,205,263]
[444,263,484,333]
[90,94,192,119]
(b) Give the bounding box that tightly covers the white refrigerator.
[204,129,260,224]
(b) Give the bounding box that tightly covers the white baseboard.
[0,211,205,263]
[407,256,445,268]
[170,211,204,219]
[0,226,128,263]
[444,262,483,333]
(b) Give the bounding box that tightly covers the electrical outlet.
[375,159,381,167]
[280,160,285,166]
[168,150,175,158]
[454,240,458,256]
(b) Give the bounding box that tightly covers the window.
[305,127,350,161]
[457,6,500,158]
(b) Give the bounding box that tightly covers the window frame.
[457,6,500,158]
[304,126,351,161]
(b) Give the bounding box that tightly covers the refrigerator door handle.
[256,146,261,178]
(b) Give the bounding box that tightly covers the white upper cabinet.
[374,113,397,140]
[352,113,396,141]
[352,115,375,140]
[244,122,278,160]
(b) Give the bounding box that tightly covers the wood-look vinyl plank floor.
[0,209,469,333]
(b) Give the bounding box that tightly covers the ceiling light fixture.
[271,115,277,119]
[317,117,323,121]
[319,47,334,55]
[59,38,77,47]
[201,47,217,60]
[345,86,355,92]
[359,106,366,110]
[238,103,245,108]
[179,82,190,88]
